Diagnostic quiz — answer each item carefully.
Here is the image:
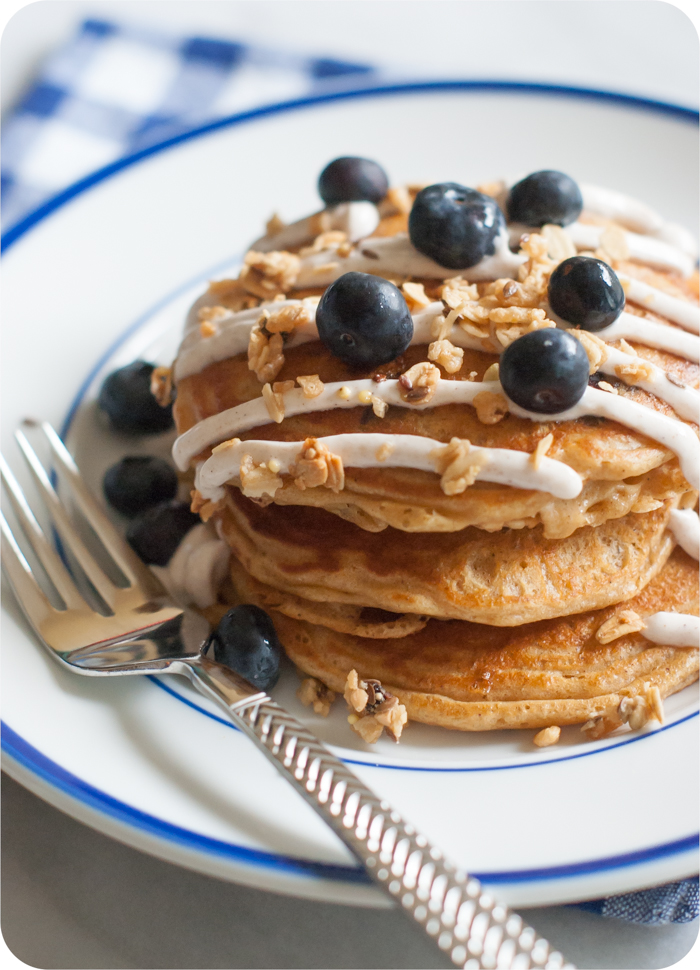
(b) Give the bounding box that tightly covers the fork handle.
[187,665,571,970]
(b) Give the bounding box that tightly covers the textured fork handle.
[228,694,572,970]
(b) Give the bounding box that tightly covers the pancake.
[174,338,698,536]
[216,489,678,625]
[265,548,699,732]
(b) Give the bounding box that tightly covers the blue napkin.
[1,17,697,926]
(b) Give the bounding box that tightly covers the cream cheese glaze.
[194,433,584,503]
[642,612,699,648]
[668,508,700,560]
[173,377,700,489]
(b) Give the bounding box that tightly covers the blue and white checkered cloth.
[1,17,375,229]
[1,17,697,926]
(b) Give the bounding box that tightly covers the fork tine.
[1,453,85,610]
[15,427,120,609]
[32,421,159,592]
[1,509,62,633]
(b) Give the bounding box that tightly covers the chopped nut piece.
[207,278,254,312]
[428,338,464,374]
[599,224,630,263]
[619,686,664,730]
[371,394,388,418]
[189,489,218,522]
[596,609,646,644]
[581,711,622,740]
[614,356,655,386]
[402,281,431,311]
[296,374,324,399]
[272,380,295,396]
[398,362,440,404]
[598,381,618,395]
[212,437,241,454]
[489,306,547,325]
[430,314,452,340]
[248,313,285,383]
[386,185,413,214]
[540,224,577,263]
[534,725,561,747]
[344,669,369,713]
[531,432,554,470]
[261,382,285,423]
[200,320,217,338]
[343,669,408,743]
[473,391,509,424]
[433,437,488,495]
[239,249,301,298]
[150,366,173,407]
[375,441,394,462]
[299,230,349,257]
[297,677,336,717]
[265,212,286,236]
[483,362,500,383]
[667,373,687,389]
[292,437,344,492]
[198,304,230,323]
[265,301,315,334]
[572,330,609,374]
[239,454,283,499]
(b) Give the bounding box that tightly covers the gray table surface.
[2,774,697,969]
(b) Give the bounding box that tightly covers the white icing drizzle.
[172,378,699,488]
[642,613,699,648]
[594,345,700,423]
[150,522,230,609]
[579,184,665,235]
[668,508,700,560]
[194,433,583,502]
[251,201,381,253]
[295,230,525,287]
[508,222,695,277]
[593,312,700,362]
[617,275,700,334]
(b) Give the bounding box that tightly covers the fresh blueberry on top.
[209,605,282,691]
[98,361,174,435]
[408,183,505,269]
[506,171,583,227]
[316,272,413,367]
[548,256,626,332]
[103,456,178,517]
[126,501,199,566]
[318,157,389,206]
[500,329,590,414]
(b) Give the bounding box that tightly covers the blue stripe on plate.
[3,722,697,884]
[2,80,697,253]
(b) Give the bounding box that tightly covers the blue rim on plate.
[2,79,699,892]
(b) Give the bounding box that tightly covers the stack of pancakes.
[172,183,699,740]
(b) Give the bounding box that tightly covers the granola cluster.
[433,437,488,496]
[297,677,336,717]
[239,250,301,299]
[291,438,345,492]
[344,669,408,743]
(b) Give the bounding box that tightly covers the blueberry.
[103,456,178,517]
[500,329,590,414]
[318,157,389,206]
[548,256,625,332]
[210,605,282,691]
[408,183,505,269]
[126,501,199,566]
[506,171,583,227]
[316,272,413,367]
[98,361,174,434]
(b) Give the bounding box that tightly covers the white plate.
[2,82,698,908]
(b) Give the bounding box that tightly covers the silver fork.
[1,420,573,970]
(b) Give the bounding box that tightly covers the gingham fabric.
[1,17,374,229]
[1,18,697,927]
